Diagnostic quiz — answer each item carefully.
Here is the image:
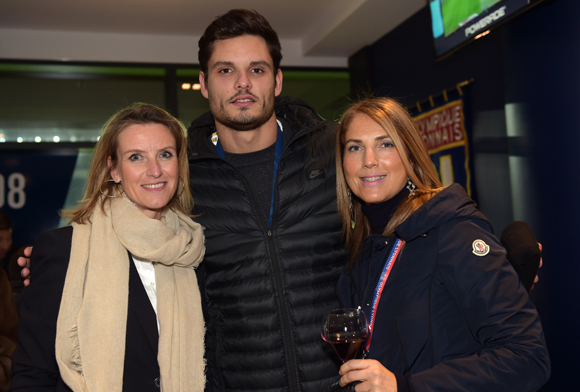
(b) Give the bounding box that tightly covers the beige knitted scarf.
[55,195,206,392]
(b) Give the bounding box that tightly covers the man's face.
[0,229,12,259]
[200,35,283,131]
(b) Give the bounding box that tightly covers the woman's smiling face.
[109,123,179,219]
[342,113,408,205]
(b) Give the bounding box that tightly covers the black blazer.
[10,226,161,391]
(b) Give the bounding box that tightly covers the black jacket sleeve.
[9,227,73,392]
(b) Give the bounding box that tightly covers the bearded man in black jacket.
[188,9,345,392]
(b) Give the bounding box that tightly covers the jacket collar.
[395,184,490,241]
[187,96,327,160]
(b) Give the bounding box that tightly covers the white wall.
[0,28,348,67]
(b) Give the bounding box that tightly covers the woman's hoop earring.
[100,179,122,198]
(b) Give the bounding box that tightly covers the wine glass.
[321,308,369,363]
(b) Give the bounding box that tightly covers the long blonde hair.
[336,97,442,267]
[61,103,194,224]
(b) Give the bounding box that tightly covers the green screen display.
[441,0,503,37]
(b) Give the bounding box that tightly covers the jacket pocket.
[394,317,430,373]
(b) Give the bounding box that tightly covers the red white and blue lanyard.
[364,237,404,354]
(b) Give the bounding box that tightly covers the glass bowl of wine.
[321,308,369,363]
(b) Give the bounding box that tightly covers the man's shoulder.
[275,96,337,139]
[275,96,335,123]
[187,111,216,156]
[188,111,215,135]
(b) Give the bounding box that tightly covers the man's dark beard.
[216,104,274,131]
[210,88,276,132]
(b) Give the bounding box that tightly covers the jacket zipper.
[200,155,301,392]
[265,228,301,392]
[266,120,329,392]
[191,119,327,392]
[263,146,301,392]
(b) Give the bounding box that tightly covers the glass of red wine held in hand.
[321,308,369,363]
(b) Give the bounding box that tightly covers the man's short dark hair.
[198,9,282,79]
[0,209,13,231]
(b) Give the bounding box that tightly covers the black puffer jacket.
[187,97,345,391]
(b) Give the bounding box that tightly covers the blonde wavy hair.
[61,103,194,224]
[336,97,442,267]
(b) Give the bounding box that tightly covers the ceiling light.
[193,83,201,90]
[182,83,191,90]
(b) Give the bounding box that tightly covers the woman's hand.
[339,359,397,391]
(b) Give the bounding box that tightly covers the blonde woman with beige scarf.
[10,103,206,392]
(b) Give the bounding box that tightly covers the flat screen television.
[429,0,545,58]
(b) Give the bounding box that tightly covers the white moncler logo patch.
[472,239,490,256]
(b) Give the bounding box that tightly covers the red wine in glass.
[321,308,369,363]
[323,336,366,363]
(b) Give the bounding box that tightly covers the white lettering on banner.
[0,173,26,209]
[465,6,507,37]
[414,103,464,151]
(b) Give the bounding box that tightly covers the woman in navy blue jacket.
[333,97,550,391]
